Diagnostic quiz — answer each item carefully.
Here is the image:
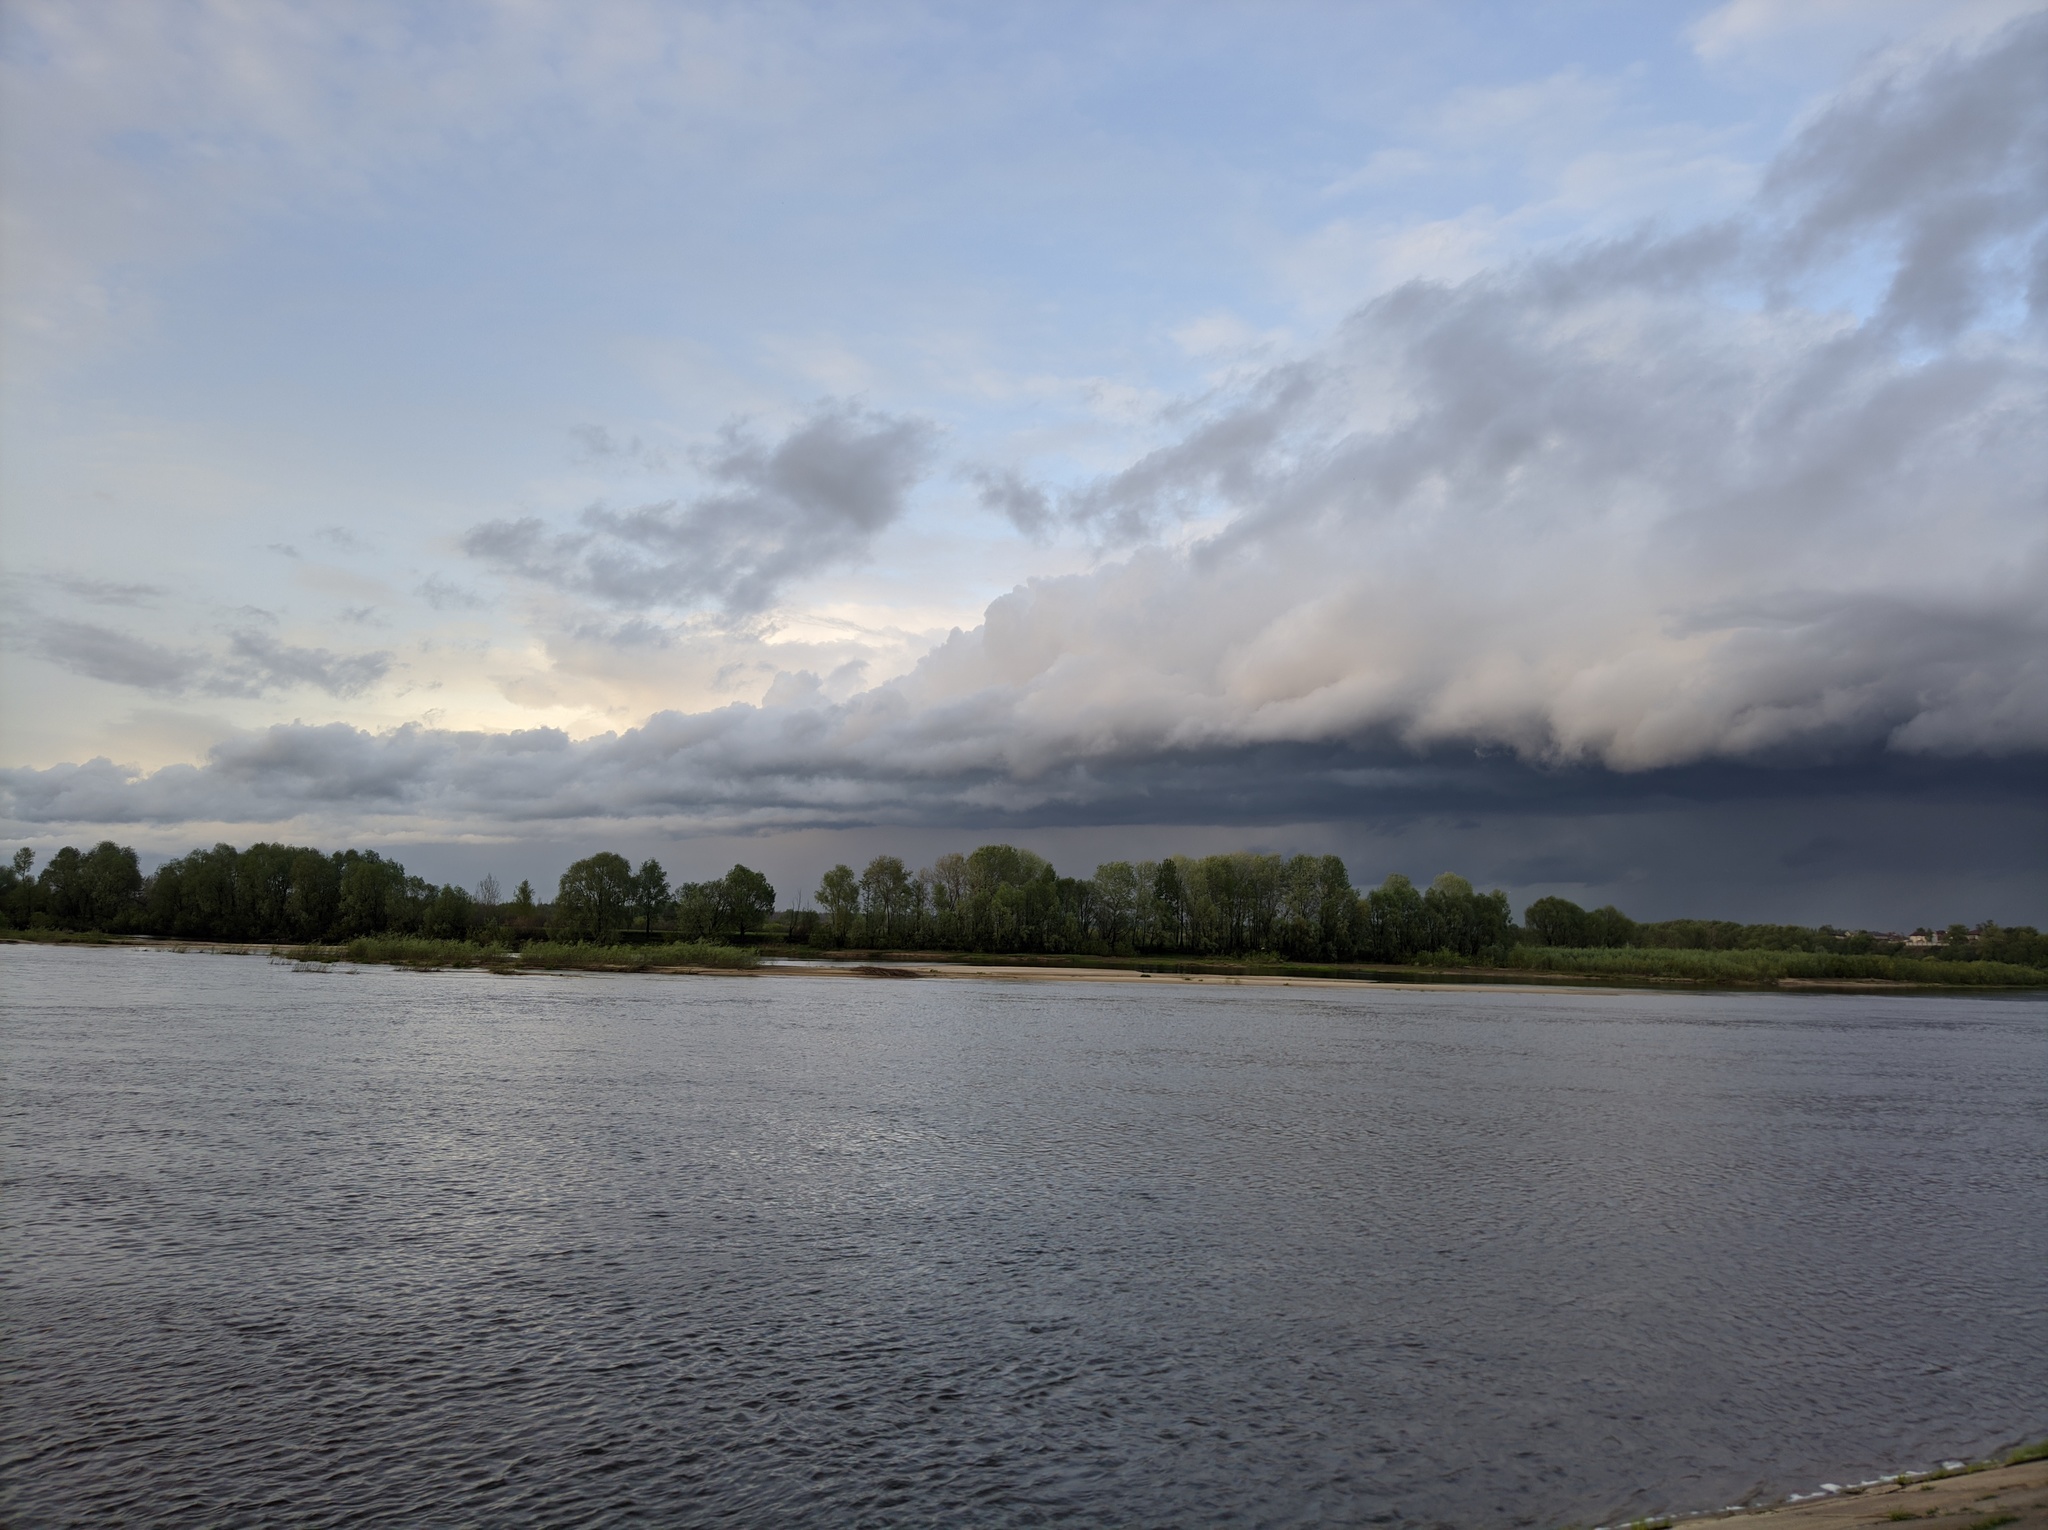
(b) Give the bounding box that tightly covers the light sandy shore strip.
[1645,1458,2048,1530]
[758,959,1633,996]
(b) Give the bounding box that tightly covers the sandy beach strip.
[755,958,1628,995]
[1664,1459,2048,1530]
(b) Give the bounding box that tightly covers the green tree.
[718,864,776,938]
[421,884,475,940]
[1153,859,1188,951]
[1091,861,1140,950]
[673,881,720,939]
[556,852,635,941]
[1524,895,1636,949]
[1523,895,1590,947]
[503,878,540,938]
[859,855,912,943]
[0,847,36,927]
[336,850,409,938]
[927,852,970,912]
[1586,904,1637,947]
[818,864,859,944]
[38,841,143,930]
[632,859,673,934]
[1361,873,1423,960]
[1978,923,2048,967]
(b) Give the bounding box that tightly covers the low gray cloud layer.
[7,17,2045,874]
[467,404,935,613]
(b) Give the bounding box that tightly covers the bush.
[517,940,758,971]
[284,937,758,972]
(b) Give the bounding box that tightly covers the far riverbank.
[6,931,2046,994]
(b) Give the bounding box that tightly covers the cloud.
[970,467,1054,537]
[7,15,2046,846]
[4,618,390,699]
[1759,9,2048,334]
[16,619,206,692]
[416,575,485,611]
[46,574,167,607]
[211,631,391,699]
[2,714,2038,853]
[467,402,935,614]
[901,11,2047,769]
[570,423,671,472]
[1687,0,2041,70]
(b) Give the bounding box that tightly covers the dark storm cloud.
[468,403,935,613]
[5,718,2041,928]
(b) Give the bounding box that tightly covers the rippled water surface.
[4,946,2044,1527]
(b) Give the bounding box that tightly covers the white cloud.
[1688,0,2043,70]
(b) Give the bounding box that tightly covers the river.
[3,944,2043,1527]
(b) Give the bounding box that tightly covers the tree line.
[4,838,2042,970]
[802,847,1502,962]
[0,843,776,947]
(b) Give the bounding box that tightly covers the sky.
[2,0,2044,927]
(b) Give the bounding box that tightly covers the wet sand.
[1681,1460,2048,1530]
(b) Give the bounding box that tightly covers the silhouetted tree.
[632,859,673,934]
[718,864,776,938]
[556,852,635,941]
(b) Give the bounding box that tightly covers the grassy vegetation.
[2006,1441,2048,1466]
[517,940,757,971]
[0,926,120,945]
[26,924,2042,989]
[285,936,758,971]
[287,937,511,968]
[804,943,2048,988]
[1494,945,2048,987]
